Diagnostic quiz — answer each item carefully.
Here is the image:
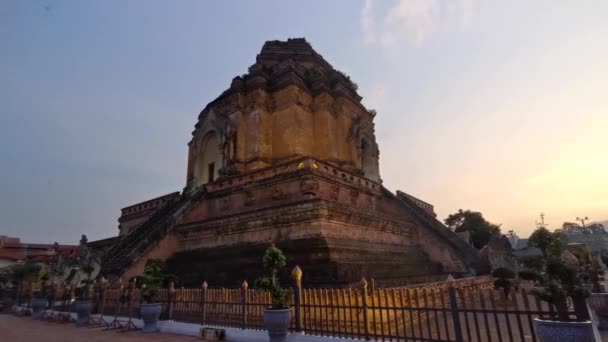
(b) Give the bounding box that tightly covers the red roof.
[0,241,78,262]
[0,235,21,244]
[0,248,22,260]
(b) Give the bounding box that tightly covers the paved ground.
[3,312,608,341]
[0,314,199,342]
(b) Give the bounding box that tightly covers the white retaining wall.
[13,306,362,342]
[158,320,361,342]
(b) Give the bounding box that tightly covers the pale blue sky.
[1,1,607,243]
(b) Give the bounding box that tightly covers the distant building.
[0,236,77,269]
[0,236,20,244]
[560,223,608,254]
[506,223,608,265]
[505,231,542,261]
[118,192,180,236]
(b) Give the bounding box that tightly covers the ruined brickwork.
[186,39,380,189]
[99,39,485,286]
[118,192,180,236]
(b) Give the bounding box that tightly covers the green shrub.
[254,246,290,309]
[136,259,176,303]
[492,267,516,297]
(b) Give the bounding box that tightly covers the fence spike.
[242,280,249,289]
[292,265,303,280]
[202,281,208,290]
[360,277,368,288]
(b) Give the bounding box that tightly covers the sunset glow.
[1,0,606,242]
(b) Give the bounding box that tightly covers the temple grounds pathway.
[0,314,199,342]
[2,314,608,341]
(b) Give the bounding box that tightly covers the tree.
[562,222,581,231]
[588,223,606,233]
[562,222,606,234]
[528,227,568,257]
[136,259,175,303]
[254,246,289,309]
[10,260,42,303]
[526,258,589,321]
[444,209,501,249]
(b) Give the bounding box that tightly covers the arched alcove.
[194,131,222,186]
[361,138,375,180]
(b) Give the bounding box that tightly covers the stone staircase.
[100,188,205,279]
[390,188,488,274]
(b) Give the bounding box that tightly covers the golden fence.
[37,273,589,342]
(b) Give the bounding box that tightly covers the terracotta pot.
[140,303,162,333]
[263,308,292,342]
[74,300,92,325]
[534,318,594,342]
[30,298,47,319]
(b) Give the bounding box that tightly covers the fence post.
[49,282,58,312]
[167,282,175,320]
[98,279,108,322]
[16,282,22,306]
[201,281,208,325]
[126,279,136,327]
[448,286,464,342]
[292,266,303,332]
[91,280,99,315]
[241,280,248,329]
[361,278,371,341]
[62,285,69,316]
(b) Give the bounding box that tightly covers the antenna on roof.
[535,212,546,229]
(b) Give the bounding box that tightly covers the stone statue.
[47,242,66,284]
[78,235,91,263]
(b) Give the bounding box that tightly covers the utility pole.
[576,216,594,263]
[576,216,589,228]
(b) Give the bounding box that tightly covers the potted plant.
[492,267,516,300]
[30,287,47,320]
[19,262,44,319]
[523,227,594,341]
[591,295,608,330]
[0,275,9,312]
[574,246,604,293]
[136,259,170,333]
[9,261,42,317]
[74,262,95,325]
[255,246,291,342]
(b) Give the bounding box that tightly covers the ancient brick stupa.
[99,38,485,287]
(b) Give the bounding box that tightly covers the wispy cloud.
[361,0,378,45]
[361,0,474,49]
